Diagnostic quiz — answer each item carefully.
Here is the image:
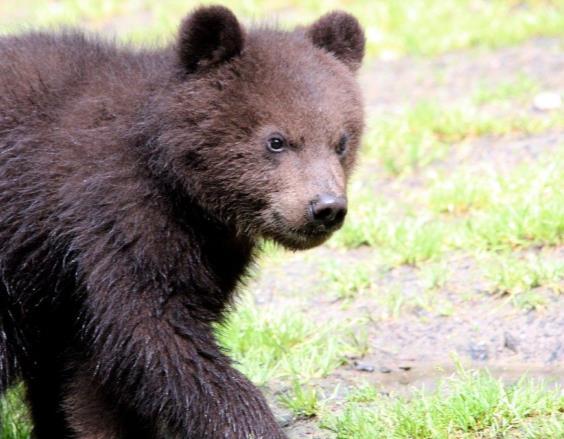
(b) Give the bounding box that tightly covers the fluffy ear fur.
[177,6,245,73]
[306,11,365,72]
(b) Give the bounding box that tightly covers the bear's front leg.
[64,366,155,439]
[76,254,285,439]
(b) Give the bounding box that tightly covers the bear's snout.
[309,194,347,230]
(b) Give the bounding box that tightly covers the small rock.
[353,361,375,372]
[468,343,489,361]
[533,92,562,111]
[398,365,412,371]
[548,342,563,363]
[398,374,411,385]
[503,332,519,353]
[378,366,392,374]
[275,412,294,428]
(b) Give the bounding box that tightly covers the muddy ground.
[245,39,564,437]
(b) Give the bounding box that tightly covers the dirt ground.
[245,38,564,437]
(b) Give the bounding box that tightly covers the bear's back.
[0,32,168,252]
[1,33,102,126]
[0,31,166,135]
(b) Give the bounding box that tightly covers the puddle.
[338,360,564,396]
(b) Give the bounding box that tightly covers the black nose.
[310,194,348,228]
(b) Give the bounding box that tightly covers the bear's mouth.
[269,230,332,250]
[264,213,343,250]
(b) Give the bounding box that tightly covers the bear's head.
[154,6,365,250]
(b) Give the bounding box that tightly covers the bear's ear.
[177,6,245,74]
[306,11,365,72]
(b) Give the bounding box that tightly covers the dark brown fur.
[0,6,364,438]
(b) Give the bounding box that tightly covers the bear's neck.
[181,199,257,319]
[178,189,256,295]
[143,155,257,318]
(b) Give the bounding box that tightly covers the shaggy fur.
[0,6,364,438]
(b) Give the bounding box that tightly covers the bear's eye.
[266,134,286,153]
[336,134,349,156]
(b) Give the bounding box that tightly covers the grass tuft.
[321,366,564,438]
[482,252,564,308]
[216,297,356,385]
[0,385,31,439]
[278,379,321,419]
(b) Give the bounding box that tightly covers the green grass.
[363,101,564,176]
[279,379,321,419]
[319,261,374,301]
[335,143,564,264]
[335,211,447,265]
[426,150,564,251]
[421,149,564,252]
[472,74,541,105]
[428,174,495,215]
[374,284,408,319]
[465,152,564,250]
[321,367,564,438]
[420,262,450,291]
[0,385,31,439]
[2,0,564,57]
[482,253,564,308]
[332,186,447,264]
[215,296,358,385]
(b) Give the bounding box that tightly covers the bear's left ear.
[306,11,365,72]
[177,6,245,74]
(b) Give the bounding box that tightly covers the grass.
[0,385,31,439]
[482,253,564,308]
[424,149,564,253]
[374,284,408,319]
[336,139,564,265]
[420,263,450,291]
[428,174,495,215]
[472,74,541,105]
[321,366,564,438]
[319,261,374,301]
[2,1,564,57]
[332,188,447,264]
[465,151,564,250]
[362,101,564,177]
[279,379,321,419]
[215,296,358,385]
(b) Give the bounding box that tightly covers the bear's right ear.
[177,6,245,74]
[306,11,365,72]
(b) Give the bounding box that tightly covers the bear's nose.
[310,194,348,229]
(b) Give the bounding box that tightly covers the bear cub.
[0,5,364,438]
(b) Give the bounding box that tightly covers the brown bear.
[0,5,365,438]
